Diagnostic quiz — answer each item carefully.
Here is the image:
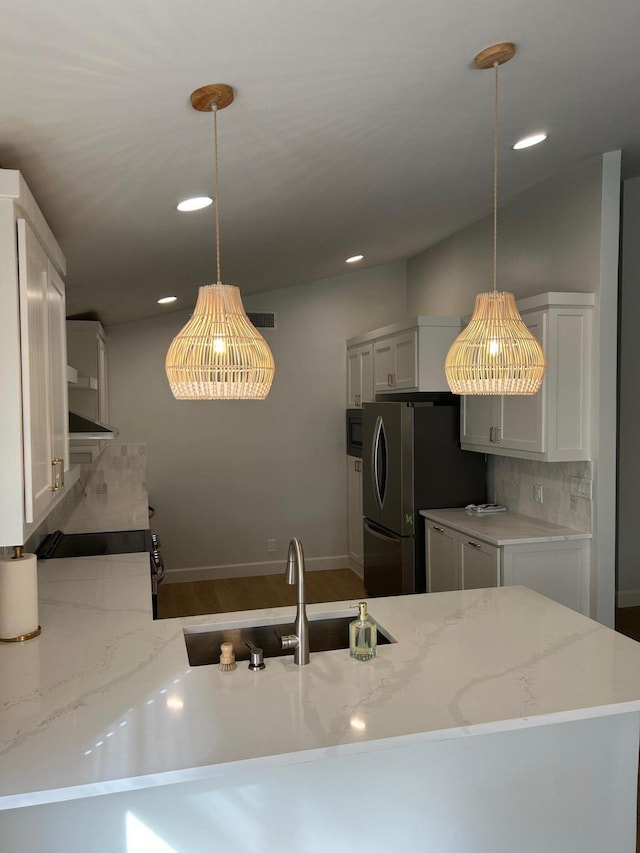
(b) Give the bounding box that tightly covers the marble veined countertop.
[420,508,591,546]
[1,552,638,810]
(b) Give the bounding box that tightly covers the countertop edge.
[3,698,639,811]
[419,509,592,546]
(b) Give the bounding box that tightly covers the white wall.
[406,153,621,626]
[107,262,406,577]
[618,177,640,605]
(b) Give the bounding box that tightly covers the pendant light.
[445,44,546,396]
[166,84,275,400]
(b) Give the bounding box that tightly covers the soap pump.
[349,601,377,661]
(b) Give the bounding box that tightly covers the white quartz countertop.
[1,551,638,811]
[420,508,591,545]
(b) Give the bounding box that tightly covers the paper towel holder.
[0,546,42,643]
[0,626,42,642]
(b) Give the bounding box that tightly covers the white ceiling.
[3,0,640,326]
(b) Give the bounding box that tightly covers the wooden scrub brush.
[219,642,237,672]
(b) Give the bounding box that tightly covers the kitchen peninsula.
[1,553,640,852]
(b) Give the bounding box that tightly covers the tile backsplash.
[488,456,592,531]
[24,443,149,553]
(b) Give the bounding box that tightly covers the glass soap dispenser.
[349,601,377,661]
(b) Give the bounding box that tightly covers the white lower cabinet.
[459,536,500,590]
[426,522,458,592]
[502,540,590,616]
[426,521,499,592]
[425,518,590,615]
[347,455,364,569]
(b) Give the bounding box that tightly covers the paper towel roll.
[0,551,40,641]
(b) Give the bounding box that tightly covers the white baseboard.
[616,589,640,608]
[349,558,364,578]
[164,554,352,584]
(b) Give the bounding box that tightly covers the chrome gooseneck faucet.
[280,537,310,665]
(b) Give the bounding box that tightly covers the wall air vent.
[247,312,277,329]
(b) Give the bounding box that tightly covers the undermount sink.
[184,614,394,667]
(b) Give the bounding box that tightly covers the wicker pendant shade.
[166,283,275,399]
[166,84,275,400]
[445,44,546,396]
[445,291,545,395]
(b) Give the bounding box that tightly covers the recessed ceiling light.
[176,196,213,212]
[346,254,364,264]
[512,132,547,150]
[157,296,177,305]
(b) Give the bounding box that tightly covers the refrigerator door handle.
[372,415,383,511]
[364,519,400,544]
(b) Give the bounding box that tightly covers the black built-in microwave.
[346,408,363,458]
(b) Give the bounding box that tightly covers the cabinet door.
[97,334,108,422]
[426,521,459,592]
[347,343,373,407]
[461,396,498,448]
[47,263,69,476]
[347,456,364,567]
[347,347,362,406]
[373,337,395,392]
[18,219,53,523]
[459,535,500,589]
[360,345,374,403]
[499,312,546,453]
[393,330,418,390]
[502,541,590,615]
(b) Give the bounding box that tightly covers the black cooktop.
[36,529,151,559]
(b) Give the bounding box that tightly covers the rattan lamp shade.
[445,291,546,395]
[166,283,275,400]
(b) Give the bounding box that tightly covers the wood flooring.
[157,568,367,619]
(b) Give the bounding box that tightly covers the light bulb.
[213,337,226,354]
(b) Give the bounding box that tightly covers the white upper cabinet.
[67,320,109,424]
[347,342,373,407]
[0,170,72,545]
[461,293,594,462]
[347,316,461,402]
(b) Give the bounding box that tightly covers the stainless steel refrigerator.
[363,400,486,597]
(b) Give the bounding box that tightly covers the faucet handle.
[245,641,265,670]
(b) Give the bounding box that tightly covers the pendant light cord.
[493,60,499,293]
[212,104,222,284]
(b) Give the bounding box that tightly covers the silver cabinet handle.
[433,525,444,532]
[391,373,396,387]
[467,540,482,549]
[494,426,501,444]
[355,394,361,406]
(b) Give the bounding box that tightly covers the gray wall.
[406,153,621,625]
[107,262,406,576]
[618,177,640,604]
[407,156,604,313]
